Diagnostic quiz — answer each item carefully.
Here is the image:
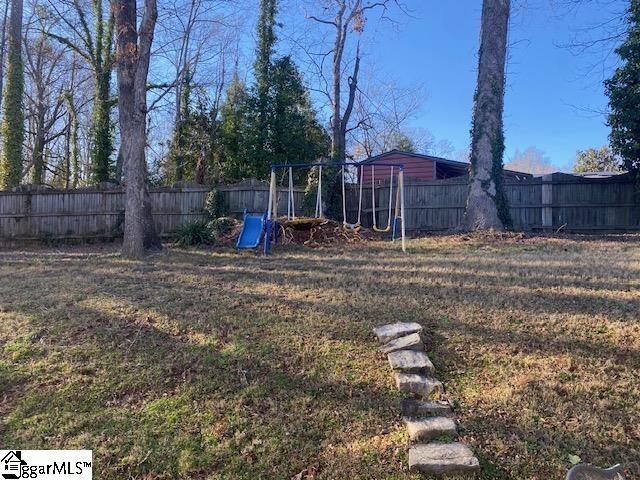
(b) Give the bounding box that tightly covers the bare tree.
[147,0,239,182]
[59,55,83,188]
[305,0,401,161]
[23,11,67,184]
[505,146,556,175]
[114,0,161,258]
[462,0,511,231]
[552,0,628,79]
[46,0,115,183]
[349,72,425,158]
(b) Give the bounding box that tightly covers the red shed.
[357,150,530,182]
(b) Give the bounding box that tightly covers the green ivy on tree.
[0,0,25,189]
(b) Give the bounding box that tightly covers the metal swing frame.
[267,162,406,253]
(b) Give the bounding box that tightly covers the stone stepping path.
[374,322,423,343]
[380,333,423,354]
[404,416,458,441]
[373,322,480,477]
[394,372,443,398]
[388,350,434,373]
[401,399,453,417]
[409,443,480,475]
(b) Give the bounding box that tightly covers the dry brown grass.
[0,234,638,479]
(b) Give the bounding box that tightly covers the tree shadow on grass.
[1,287,409,479]
[1,244,639,479]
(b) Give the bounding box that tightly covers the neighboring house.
[357,150,531,182]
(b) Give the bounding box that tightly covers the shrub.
[207,217,237,238]
[204,189,228,219]
[175,221,213,246]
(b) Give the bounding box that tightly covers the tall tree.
[462,0,511,231]
[605,0,640,179]
[229,0,328,180]
[61,55,81,188]
[0,0,24,189]
[306,0,398,162]
[47,0,115,183]
[270,56,329,170]
[247,0,277,176]
[24,27,66,184]
[218,72,250,180]
[0,0,10,115]
[114,0,161,258]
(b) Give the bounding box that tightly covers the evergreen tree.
[215,0,328,184]
[271,56,329,180]
[247,0,277,178]
[168,70,193,183]
[0,0,24,189]
[388,131,417,153]
[605,0,640,178]
[219,74,251,181]
[573,146,622,173]
[166,77,220,185]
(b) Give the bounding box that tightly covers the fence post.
[541,174,553,230]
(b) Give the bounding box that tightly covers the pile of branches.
[280,220,387,247]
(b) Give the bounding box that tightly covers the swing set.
[237,162,406,253]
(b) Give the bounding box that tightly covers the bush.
[175,221,214,246]
[204,189,228,219]
[207,217,237,238]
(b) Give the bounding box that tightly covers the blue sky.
[365,0,627,171]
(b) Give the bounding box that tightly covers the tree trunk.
[0,0,24,189]
[64,115,71,189]
[462,0,510,231]
[0,0,10,114]
[90,68,113,182]
[114,144,123,183]
[114,0,161,258]
[325,4,360,163]
[89,0,114,183]
[330,2,346,162]
[31,105,46,183]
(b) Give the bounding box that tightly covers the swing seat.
[343,222,361,232]
[372,225,391,233]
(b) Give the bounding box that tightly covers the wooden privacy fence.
[1,174,638,242]
[0,179,304,241]
[347,173,640,232]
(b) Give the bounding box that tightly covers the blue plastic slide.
[236,212,267,250]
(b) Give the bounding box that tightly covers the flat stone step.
[404,416,458,441]
[373,322,423,344]
[409,443,480,475]
[380,333,423,354]
[401,399,453,417]
[388,350,434,373]
[394,372,443,397]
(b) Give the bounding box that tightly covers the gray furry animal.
[566,464,625,480]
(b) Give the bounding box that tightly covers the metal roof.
[357,150,531,177]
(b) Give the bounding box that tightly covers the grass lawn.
[0,235,638,479]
